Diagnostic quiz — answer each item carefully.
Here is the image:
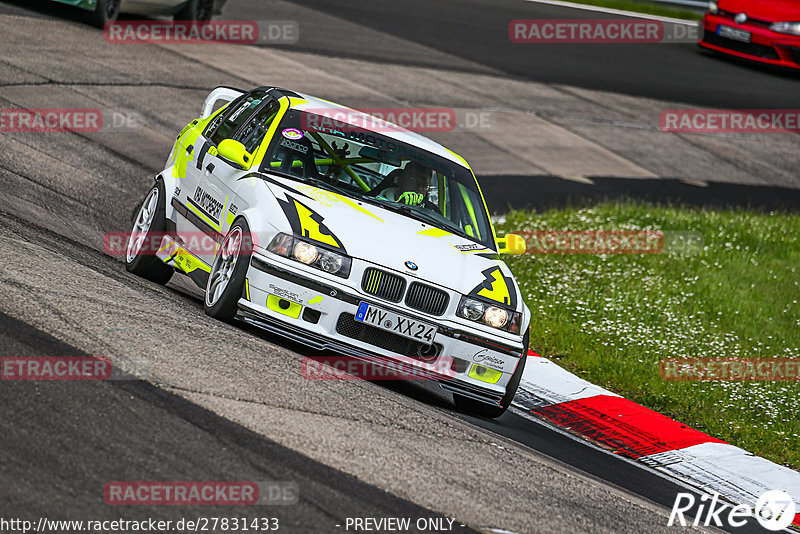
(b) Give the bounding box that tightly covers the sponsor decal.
[451,243,486,252]
[276,195,346,252]
[279,137,308,154]
[468,266,517,308]
[268,284,302,304]
[281,127,304,140]
[190,186,224,223]
[471,349,505,371]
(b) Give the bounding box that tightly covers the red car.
[699,0,800,69]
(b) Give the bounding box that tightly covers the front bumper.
[241,252,525,406]
[699,13,800,69]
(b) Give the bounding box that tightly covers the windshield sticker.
[280,138,308,154]
[451,243,488,252]
[282,128,304,140]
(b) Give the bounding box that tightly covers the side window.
[208,90,268,146]
[235,100,280,154]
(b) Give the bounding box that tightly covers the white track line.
[523,0,698,26]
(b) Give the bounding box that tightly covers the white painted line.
[523,0,698,26]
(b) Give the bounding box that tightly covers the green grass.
[496,202,800,469]
[557,0,704,21]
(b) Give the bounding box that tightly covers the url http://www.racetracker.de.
[0,517,281,533]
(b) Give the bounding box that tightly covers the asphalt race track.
[0,0,794,532]
[271,0,800,109]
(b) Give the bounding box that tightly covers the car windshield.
[261,109,495,250]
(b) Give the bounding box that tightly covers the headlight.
[770,22,800,35]
[483,306,509,328]
[708,0,717,14]
[267,233,351,278]
[293,241,319,264]
[457,296,521,332]
[267,233,293,256]
[459,298,485,320]
[318,251,343,273]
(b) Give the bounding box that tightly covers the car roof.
[266,87,468,168]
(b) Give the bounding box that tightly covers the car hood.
[719,0,800,22]
[263,174,522,310]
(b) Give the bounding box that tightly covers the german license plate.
[355,302,437,346]
[718,25,751,43]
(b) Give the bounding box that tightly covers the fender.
[156,172,179,221]
[230,175,288,253]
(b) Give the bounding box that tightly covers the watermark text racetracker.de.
[0,108,146,132]
[661,357,800,381]
[0,517,281,533]
[1,356,112,380]
[301,355,456,381]
[104,231,258,257]
[301,107,494,133]
[515,230,663,254]
[511,230,703,254]
[104,20,299,44]
[509,19,699,43]
[661,109,800,133]
[103,481,297,506]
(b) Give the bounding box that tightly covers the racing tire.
[88,0,120,28]
[454,330,529,419]
[204,219,251,321]
[174,0,214,21]
[125,181,174,285]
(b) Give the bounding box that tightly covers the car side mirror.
[496,233,527,255]
[218,139,252,169]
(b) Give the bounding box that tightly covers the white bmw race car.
[125,86,530,417]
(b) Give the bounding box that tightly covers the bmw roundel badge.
[405,261,418,271]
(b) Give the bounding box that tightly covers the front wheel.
[174,0,214,21]
[88,0,120,28]
[454,331,529,419]
[125,181,174,285]
[204,219,251,321]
